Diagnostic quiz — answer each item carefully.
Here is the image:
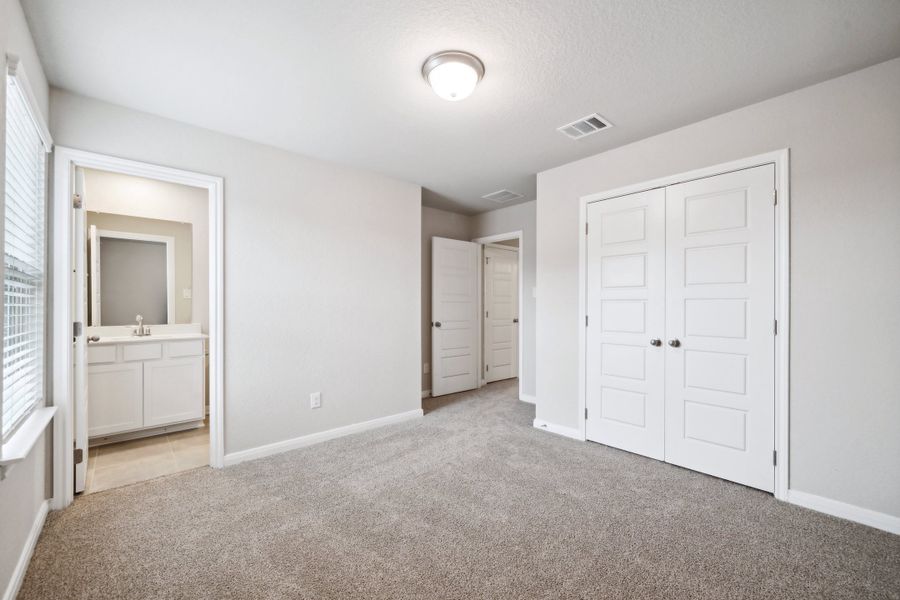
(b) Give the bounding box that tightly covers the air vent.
[482,189,524,204]
[557,113,613,140]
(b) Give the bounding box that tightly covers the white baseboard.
[533,419,583,441]
[2,499,48,600]
[519,394,536,404]
[223,408,424,466]
[786,489,900,535]
[421,389,431,399]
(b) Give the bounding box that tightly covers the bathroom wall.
[86,212,194,326]
[82,168,209,332]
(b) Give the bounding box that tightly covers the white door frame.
[92,229,177,325]
[472,231,524,402]
[51,147,225,510]
[577,149,790,500]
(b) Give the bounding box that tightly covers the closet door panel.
[585,188,666,460]
[664,164,776,492]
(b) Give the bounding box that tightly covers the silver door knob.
[434,322,442,328]
[650,339,661,347]
[668,339,681,348]
[513,318,519,323]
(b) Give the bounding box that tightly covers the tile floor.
[84,421,209,494]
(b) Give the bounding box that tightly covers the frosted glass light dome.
[422,51,485,102]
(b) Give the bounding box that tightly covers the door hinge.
[485,256,490,264]
[773,450,777,466]
[485,364,489,372]
[774,319,778,335]
[73,321,83,338]
[585,407,588,420]
[585,315,589,327]
[585,222,589,235]
[772,189,778,205]
[73,194,83,209]
[486,310,489,318]
[74,447,84,465]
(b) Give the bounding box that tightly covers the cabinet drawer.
[123,343,162,362]
[87,345,117,364]
[167,340,203,358]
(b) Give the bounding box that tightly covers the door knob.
[88,336,100,343]
[650,339,661,347]
[434,322,442,328]
[513,318,519,323]
[668,339,681,348]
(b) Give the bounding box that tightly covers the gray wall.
[51,89,422,456]
[0,0,51,597]
[471,201,537,399]
[88,212,194,326]
[536,58,900,517]
[421,206,473,392]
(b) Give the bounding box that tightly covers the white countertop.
[88,333,208,346]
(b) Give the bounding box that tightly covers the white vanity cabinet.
[87,335,206,439]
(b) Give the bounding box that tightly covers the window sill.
[0,407,56,479]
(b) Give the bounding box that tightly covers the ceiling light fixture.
[422,51,485,102]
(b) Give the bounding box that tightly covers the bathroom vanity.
[86,325,207,444]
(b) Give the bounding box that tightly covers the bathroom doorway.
[52,149,224,507]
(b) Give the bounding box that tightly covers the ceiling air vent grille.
[482,189,524,204]
[557,113,613,140]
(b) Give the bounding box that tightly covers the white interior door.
[664,164,775,492]
[483,246,518,383]
[585,188,666,460]
[73,167,88,493]
[431,237,479,396]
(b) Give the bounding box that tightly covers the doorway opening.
[52,148,224,508]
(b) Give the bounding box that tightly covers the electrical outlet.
[423,362,430,374]
[183,288,192,299]
[309,392,321,409]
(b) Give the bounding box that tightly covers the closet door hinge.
[585,222,589,235]
[585,407,588,420]
[485,364,489,372]
[772,189,777,205]
[485,256,490,264]
[773,450,778,466]
[774,319,778,335]
[585,315,589,327]
[74,447,84,465]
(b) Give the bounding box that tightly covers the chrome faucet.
[133,314,150,337]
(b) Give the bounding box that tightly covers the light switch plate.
[183,288,192,299]
[309,392,321,409]
[423,362,430,374]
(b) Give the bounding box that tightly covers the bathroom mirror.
[87,212,193,326]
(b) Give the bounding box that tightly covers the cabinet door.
[143,357,204,427]
[88,362,144,437]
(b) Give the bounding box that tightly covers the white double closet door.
[586,164,775,492]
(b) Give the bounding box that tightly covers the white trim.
[533,419,582,441]
[51,147,225,510]
[472,230,524,399]
[519,393,536,404]
[577,149,791,498]
[421,389,431,399]
[5,54,52,152]
[0,407,56,475]
[223,409,424,466]
[94,229,176,325]
[786,490,900,535]
[1,499,48,600]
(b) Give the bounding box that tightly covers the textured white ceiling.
[22,0,900,214]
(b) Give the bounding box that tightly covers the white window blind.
[2,74,47,442]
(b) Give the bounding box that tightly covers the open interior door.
[73,167,89,494]
[431,237,479,396]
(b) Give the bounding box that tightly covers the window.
[2,63,49,442]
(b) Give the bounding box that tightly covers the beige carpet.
[20,380,900,599]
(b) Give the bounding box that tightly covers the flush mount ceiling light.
[422,51,485,101]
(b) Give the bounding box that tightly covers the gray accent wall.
[536,58,900,518]
[50,89,422,457]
